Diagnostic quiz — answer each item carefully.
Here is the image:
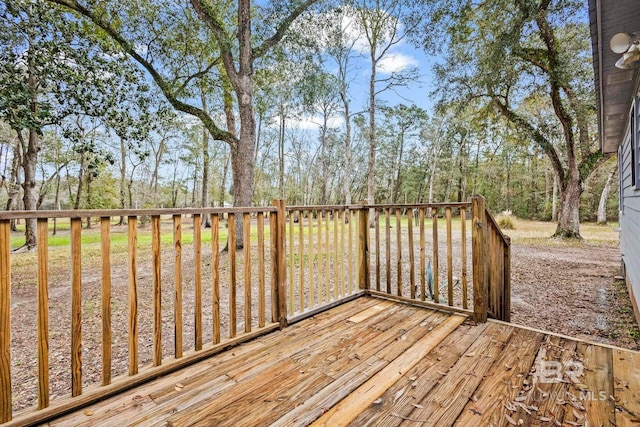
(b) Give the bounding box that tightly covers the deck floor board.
[46,297,640,427]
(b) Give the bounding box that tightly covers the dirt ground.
[507,222,640,350]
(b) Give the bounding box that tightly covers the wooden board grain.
[37,219,50,409]
[613,348,640,426]
[71,218,82,397]
[211,214,220,344]
[194,214,202,350]
[100,217,112,385]
[151,216,162,366]
[311,314,466,427]
[128,216,139,375]
[0,220,10,423]
[455,328,543,425]
[173,215,183,356]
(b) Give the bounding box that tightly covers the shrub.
[497,213,515,230]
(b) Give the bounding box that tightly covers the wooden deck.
[46,297,640,426]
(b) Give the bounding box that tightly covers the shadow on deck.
[47,296,640,426]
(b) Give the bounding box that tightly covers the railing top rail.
[484,207,511,246]
[366,202,472,210]
[0,206,277,220]
[286,202,472,212]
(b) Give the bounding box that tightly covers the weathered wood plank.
[460,207,468,310]
[0,226,13,419]
[173,214,183,357]
[513,335,578,424]
[432,208,439,303]
[309,210,315,307]
[100,217,112,385]
[324,210,330,301]
[211,214,220,344]
[396,209,402,297]
[258,212,266,328]
[128,216,139,375]
[351,321,488,427]
[446,206,453,306]
[455,328,543,425]
[407,208,415,299]
[311,314,466,427]
[348,209,353,294]
[375,209,381,292]
[563,343,615,426]
[71,218,82,397]
[385,208,391,294]
[194,214,202,350]
[398,323,514,426]
[339,210,345,296]
[613,348,640,426]
[346,301,394,323]
[243,213,251,333]
[228,213,236,338]
[419,208,425,301]
[151,216,162,366]
[334,209,340,300]
[289,213,295,314]
[317,211,324,302]
[299,209,305,311]
[37,219,50,409]
[471,195,487,322]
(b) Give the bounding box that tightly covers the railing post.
[503,236,511,322]
[0,220,11,423]
[358,204,370,291]
[272,199,288,329]
[472,195,488,322]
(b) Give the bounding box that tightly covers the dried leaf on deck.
[392,387,406,405]
[83,409,94,416]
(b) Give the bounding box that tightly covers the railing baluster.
[0,220,10,422]
[257,212,265,328]
[211,214,220,344]
[194,214,202,350]
[333,209,338,300]
[151,215,162,366]
[298,210,304,312]
[317,212,323,303]
[324,210,330,301]
[229,214,237,338]
[460,207,468,310]
[446,207,453,306]
[348,209,353,294]
[419,208,426,301]
[243,213,251,333]
[37,219,49,409]
[173,214,183,357]
[375,209,381,292]
[385,208,391,294]
[339,210,345,297]
[308,210,314,308]
[395,209,402,297]
[128,216,138,375]
[432,208,439,303]
[100,217,112,385]
[270,209,277,323]
[408,209,415,299]
[288,213,294,315]
[71,218,82,396]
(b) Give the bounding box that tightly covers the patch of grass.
[497,215,515,230]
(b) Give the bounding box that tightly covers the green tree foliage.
[421,0,611,238]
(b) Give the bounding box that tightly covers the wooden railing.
[0,196,509,425]
[360,202,473,317]
[472,196,511,322]
[0,205,286,426]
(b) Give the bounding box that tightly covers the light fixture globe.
[611,32,632,53]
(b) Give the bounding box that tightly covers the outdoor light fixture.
[610,32,640,69]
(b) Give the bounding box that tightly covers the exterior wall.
[620,90,640,325]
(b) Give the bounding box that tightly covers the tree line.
[0,0,616,249]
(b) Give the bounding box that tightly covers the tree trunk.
[554,172,582,238]
[6,137,22,233]
[75,151,85,210]
[278,103,285,199]
[552,172,558,221]
[201,91,211,228]
[342,93,352,206]
[597,165,616,224]
[118,137,127,225]
[21,129,38,249]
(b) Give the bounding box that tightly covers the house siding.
[620,100,640,324]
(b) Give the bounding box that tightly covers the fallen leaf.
[83,409,94,416]
[373,398,383,405]
[466,352,476,357]
[393,387,406,405]
[505,364,513,371]
[505,414,517,425]
[412,403,424,409]
[469,406,483,415]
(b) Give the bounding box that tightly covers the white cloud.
[268,115,345,131]
[376,52,418,74]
